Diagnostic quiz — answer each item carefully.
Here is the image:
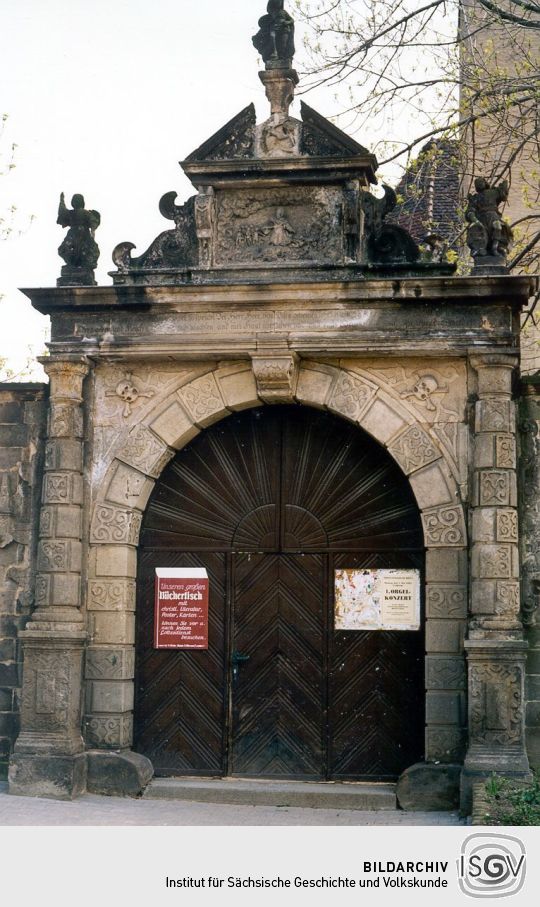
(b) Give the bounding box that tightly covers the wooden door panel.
[231,554,325,777]
[136,407,426,781]
[281,408,423,551]
[329,552,425,779]
[134,551,227,775]
[140,410,281,550]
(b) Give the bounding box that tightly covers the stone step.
[143,778,397,810]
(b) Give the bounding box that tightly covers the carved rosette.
[251,352,299,404]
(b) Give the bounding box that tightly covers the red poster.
[154,568,209,650]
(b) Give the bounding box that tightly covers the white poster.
[335,568,421,631]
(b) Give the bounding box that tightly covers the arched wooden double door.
[135,406,425,780]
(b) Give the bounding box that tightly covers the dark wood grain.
[135,406,425,779]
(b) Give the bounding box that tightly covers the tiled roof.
[387,139,462,248]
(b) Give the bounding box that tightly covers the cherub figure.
[253,0,295,68]
[57,192,101,269]
[465,178,513,259]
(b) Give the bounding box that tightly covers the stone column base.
[86,750,153,797]
[8,752,87,800]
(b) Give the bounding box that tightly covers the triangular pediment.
[300,102,372,159]
[185,104,256,162]
[184,99,376,169]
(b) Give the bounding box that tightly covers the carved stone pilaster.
[470,355,522,634]
[461,355,530,808]
[462,640,531,807]
[9,356,90,799]
[251,349,299,404]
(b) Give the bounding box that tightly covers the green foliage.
[297,0,540,275]
[483,773,540,826]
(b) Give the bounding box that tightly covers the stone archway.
[135,404,426,779]
[85,360,468,770]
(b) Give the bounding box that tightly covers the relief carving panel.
[496,581,520,615]
[21,652,70,731]
[43,474,71,505]
[39,508,54,538]
[475,544,512,579]
[90,505,142,546]
[365,361,465,423]
[87,580,136,612]
[469,663,524,746]
[86,648,135,680]
[35,574,51,609]
[427,585,467,618]
[328,372,377,423]
[117,425,173,478]
[177,374,227,426]
[495,434,516,468]
[476,399,514,433]
[85,714,133,748]
[215,187,343,264]
[38,541,71,572]
[421,505,466,547]
[95,365,192,428]
[425,727,465,762]
[496,510,518,543]
[388,425,440,474]
[426,656,466,689]
[479,470,511,506]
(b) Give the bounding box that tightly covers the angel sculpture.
[57,193,101,270]
[465,178,513,260]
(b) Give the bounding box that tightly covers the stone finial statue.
[466,177,513,270]
[57,192,101,286]
[253,0,295,70]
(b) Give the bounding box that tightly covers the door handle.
[232,651,250,680]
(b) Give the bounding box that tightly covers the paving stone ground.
[0,784,467,826]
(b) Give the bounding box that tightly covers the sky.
[0,0,415,381]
